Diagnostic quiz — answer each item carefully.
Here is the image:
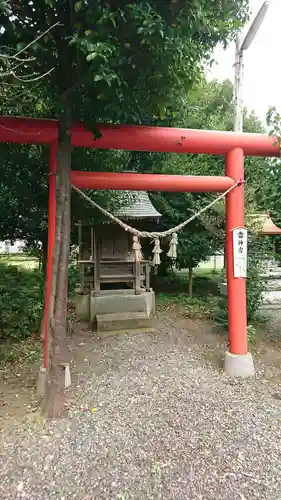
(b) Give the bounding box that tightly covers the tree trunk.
[43,95,72,418]
[188,266,193,298]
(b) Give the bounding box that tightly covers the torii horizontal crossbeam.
[0,116,279,157]
[71,171,235,192]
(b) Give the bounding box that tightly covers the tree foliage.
[0,0,250,416]
[0,1,250,244]
[0,0,248,120]
[0,138,133,251]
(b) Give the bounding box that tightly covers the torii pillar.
[224,148,254,377]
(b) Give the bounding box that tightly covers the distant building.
[0,240,25,254]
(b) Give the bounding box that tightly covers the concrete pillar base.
[224,351,255,377]
[36,366,47,397]
[63,363,71,388]
[36,364,71,397]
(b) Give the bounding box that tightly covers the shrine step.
[96,311,153,333]
[90,291,155,317]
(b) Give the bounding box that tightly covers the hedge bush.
[0,263,44,341]
[0,261,80,342]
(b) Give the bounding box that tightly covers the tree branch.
[11,67,55,82]
[13,22,61,59]
[0,53,36,62]
[0,21,60,83]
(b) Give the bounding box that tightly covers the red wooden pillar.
[225,147,254,376]
[43,141,57,368]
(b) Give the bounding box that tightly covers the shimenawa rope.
[72,181,241,264]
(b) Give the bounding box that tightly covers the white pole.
[233,35,244,133]
[240,1,271,51]
[233,1,271,133]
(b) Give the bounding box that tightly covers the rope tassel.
[152,237,162,266]
[167,232,178,260]
[132,235,143,262]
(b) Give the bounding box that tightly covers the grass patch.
[0,253,39,270]
[193,267,221,281]
[156,293,217,320]
[155,267,220,320]
[155,268,220,297]
[0,337,41,365]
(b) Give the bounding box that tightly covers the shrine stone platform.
[75,289,155,332]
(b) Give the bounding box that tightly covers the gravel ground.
[1,314,281,500]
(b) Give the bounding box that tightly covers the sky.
[207,0,281,125]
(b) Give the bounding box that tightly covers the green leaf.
[94,74,103,82]
[35,103,43,112]
[109,12,117,28]
[74,1,82,12]
[86,52,97,62]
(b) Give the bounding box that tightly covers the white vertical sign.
[233,227,248,278]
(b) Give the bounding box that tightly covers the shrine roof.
[116,190,162,219]
[249,213,281,235]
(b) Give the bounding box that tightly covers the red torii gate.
[0,116,279,377]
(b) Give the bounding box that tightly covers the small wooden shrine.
[77,190,162,295]
[75,190,162,332]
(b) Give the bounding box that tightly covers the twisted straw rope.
[72,181,241,239]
